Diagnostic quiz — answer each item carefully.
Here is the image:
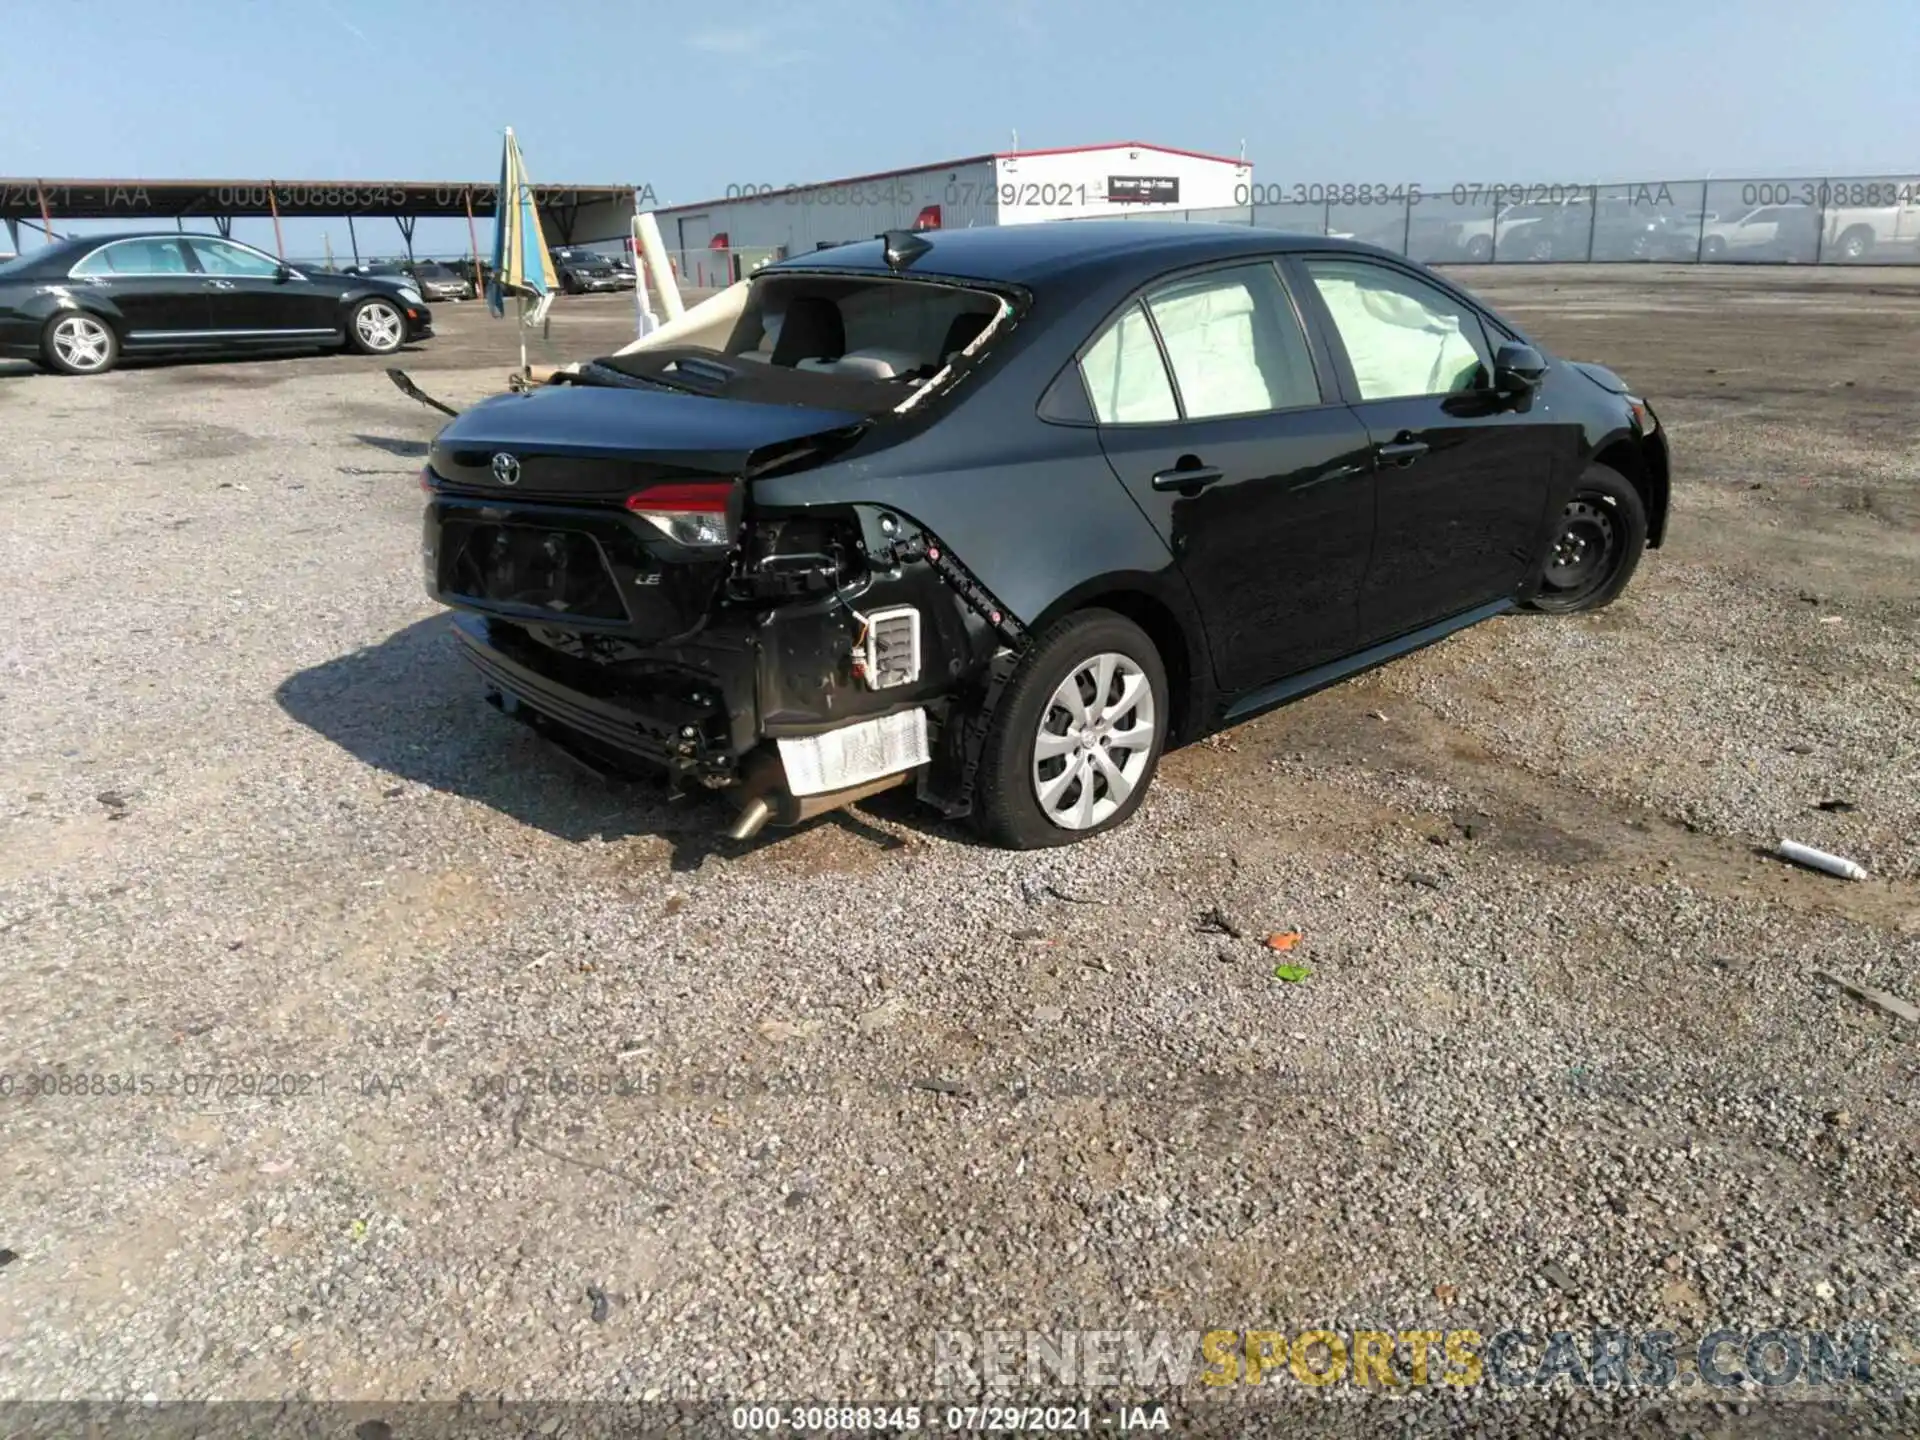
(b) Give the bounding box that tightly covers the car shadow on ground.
[0,345,432,384]
[276,617,961,871]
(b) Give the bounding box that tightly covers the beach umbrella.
[488,126,559,375]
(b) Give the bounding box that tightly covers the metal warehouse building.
[655,140,1252,285]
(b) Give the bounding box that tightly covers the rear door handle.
[1151,464,1225,492]
[205,279,236,290]
[1375,437,1429,465]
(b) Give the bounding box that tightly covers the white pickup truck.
[1825,199,1920,260]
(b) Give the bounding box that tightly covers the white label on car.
[777,709,930,797]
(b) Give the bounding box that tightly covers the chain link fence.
[546,174,1920,294]
[1064,175,1920,265]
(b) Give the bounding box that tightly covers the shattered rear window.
[588,272,1010,415]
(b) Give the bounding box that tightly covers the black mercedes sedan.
[420,222,1669,848]
[0,233,433,374]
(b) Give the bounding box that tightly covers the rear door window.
[1080,261,1321,424]
[1080,303,1177,424]
[71,238,198,276]
[1143,263,1320,417]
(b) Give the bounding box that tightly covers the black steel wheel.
[1528,463,1648,614]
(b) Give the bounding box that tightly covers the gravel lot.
[1,271,1916,1433]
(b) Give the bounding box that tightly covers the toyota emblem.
[490,452,521,486]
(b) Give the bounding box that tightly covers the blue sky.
[4,0,1916,260]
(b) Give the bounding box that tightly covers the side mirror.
[274,263,295,283]
[1493,340,1547,392]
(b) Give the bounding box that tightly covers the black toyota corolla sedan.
[420,222,1668,848]
[0,232,432,374]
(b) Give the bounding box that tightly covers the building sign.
[1108,176,1180,204]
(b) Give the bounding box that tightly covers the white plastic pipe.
[633,211,683,321]
[629,225,657,338]
[1778,839,1869,881]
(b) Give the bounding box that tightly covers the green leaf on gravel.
[1273,964,1312,983]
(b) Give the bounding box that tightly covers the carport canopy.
[1,177,638,246]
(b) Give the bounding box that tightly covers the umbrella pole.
[517,294,528,378]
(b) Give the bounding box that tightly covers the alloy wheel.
[51,316,113,372]
[1544,497,1617,592]
[1030,652,1156,831]
[355,302,404,351]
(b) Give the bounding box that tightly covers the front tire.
[346,297,407,355]
[1528,463,1648,614]
[973,609,1168,849]
[41,312,119,375]
[1837,226,1874,261]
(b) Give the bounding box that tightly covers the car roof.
[2,233,205,273]
[763,221,1396,284]
[14,231,260,262]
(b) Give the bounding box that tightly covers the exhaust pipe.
[725,751,914,841]
[726,796,773,842]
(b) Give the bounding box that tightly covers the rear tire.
[1528,463,1648,614]
[41,312,119,375]
[1837,226,1874,261]
[346,297,407,355]
[973,609,1168,849]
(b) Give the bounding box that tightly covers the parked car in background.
[1700,204,1821,261]
[342,258,472,301]
[421,222,1669,848]
[406,260,476,302]
[1825,199,1920,261]
[1490,196,1696,261]
[0,233,432,374]
[552,247,629,294]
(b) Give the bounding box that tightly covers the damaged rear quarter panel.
[751,402,1177,631]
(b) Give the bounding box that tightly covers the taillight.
[625,480,735,549]
[419,466,435,492]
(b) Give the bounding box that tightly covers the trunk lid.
[426,383,866,643]
[427,384,866,498]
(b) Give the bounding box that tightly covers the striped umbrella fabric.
[488,127,558,322]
